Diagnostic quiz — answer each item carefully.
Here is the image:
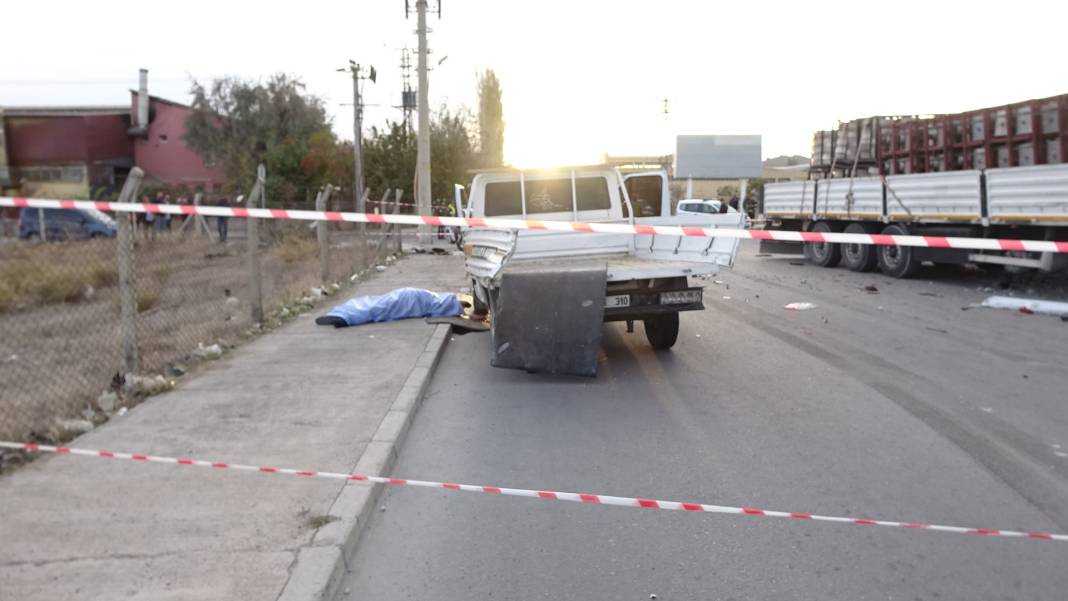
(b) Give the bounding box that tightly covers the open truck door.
[621,170,671,218]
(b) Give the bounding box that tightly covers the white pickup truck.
[458,165,744,376]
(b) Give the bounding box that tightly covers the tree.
[363,107,476,212]
[184,74,335,204]
[431,107,477,209]
[476,70,504,167]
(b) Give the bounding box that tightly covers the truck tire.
[807,222,841,268]
[842,223,877,272]
[876,224,920,278]
[643,313,679,350]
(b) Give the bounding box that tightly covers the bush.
[277,234,318,264]
[136,289,159,313]
[89,263,119,288]
[35,271,86,305]
[0,280,16,314]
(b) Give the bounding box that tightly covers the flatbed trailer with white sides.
[458,165,744,376]
[761,163,1068,277]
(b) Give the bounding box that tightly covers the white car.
[677,198,735,216]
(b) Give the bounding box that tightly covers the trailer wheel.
[876,224,920,278]
[842,224,877,272]
[807,222,841,267]
[643,313,679,350]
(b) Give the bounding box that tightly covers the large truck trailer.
[762,94,1068,277]
[762,163,1068,277]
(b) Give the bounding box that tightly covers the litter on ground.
[979,296,1068,317]
[784,302,817,311]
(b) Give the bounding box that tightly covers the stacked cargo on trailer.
[809,93,1067,178]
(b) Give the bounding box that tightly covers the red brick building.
[0,70,223,200]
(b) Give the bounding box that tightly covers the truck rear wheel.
[643,313,679,350]
[842,224,877,272]
[876,224,920,278]
[807,222,841,268]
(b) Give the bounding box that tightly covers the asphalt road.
[337,246,1068,600]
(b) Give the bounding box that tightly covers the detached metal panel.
[763,181,815,218]
[986,164,1068,223]
[885,170,982,221]
[815,178,883,219]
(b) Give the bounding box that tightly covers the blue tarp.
[322,288,462,327]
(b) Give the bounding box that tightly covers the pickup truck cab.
[460,165,744,376]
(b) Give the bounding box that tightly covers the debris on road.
[926,327,948,334]
[789,261,805,266]
[426,315,490,335]
[918,292,942,298]
[980,295,1068,317]
[316,288,462,328]
[862,284,879,294]
[784,302,817,311]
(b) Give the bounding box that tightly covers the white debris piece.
[194,343,223,360]
[97,391,119,413]
[980,295,1068,317]
[376,265,387,272]
[56,419,95,435]
[784,302,817,311]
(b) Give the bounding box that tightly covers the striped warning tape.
[2,441,1064,542]
[3,196,1066,253]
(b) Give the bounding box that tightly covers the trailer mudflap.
[491,265,607,377]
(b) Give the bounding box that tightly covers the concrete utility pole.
[415,0,432,242]
[338,61,374,214]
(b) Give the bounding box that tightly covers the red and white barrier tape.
[3,196,1066,253]
[2,441,1064,543]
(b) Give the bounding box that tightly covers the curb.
[276,323,451,601]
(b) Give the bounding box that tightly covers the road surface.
[336,247,1068,600]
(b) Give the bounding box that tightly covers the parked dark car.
[18,207,117,240]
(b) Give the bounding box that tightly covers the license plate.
[605,294,631,308]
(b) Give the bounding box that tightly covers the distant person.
[729,195,739,212]
[144,194,157,238]
[176,195,190,227]
[136,194,150,235]
[156,193,171,233]
[216,197,230,243]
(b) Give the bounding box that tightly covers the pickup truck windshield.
[483,175,611,217]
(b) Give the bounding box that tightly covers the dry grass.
[0,240,117,313]
[0,223,390,447]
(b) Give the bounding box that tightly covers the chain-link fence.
[0,170,403,457]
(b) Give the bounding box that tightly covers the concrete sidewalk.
[0,253,466,601]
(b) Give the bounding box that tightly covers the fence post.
[359,187,370,270]
[394,188,404,254]
[116,167,144,374]
[315,184,334,284]
[247,165,266,324]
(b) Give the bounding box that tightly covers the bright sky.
[2,1,1065,168]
